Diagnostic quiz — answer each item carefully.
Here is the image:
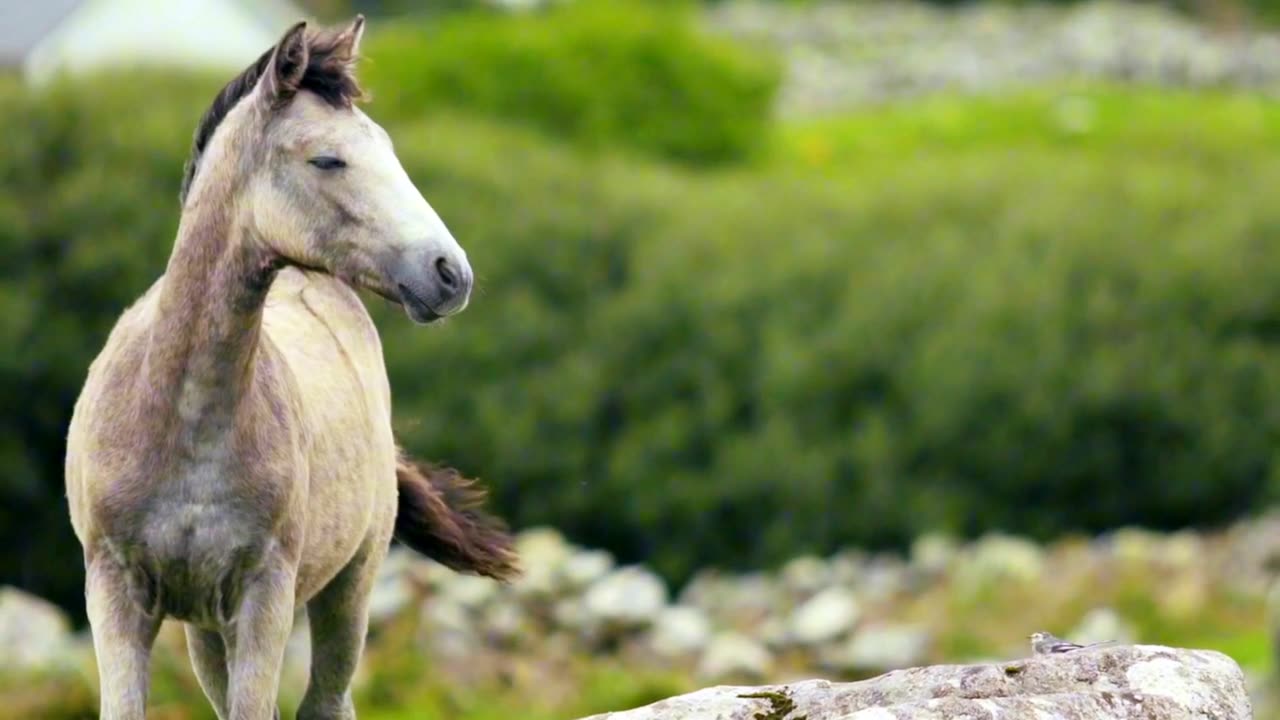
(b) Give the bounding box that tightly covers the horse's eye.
[308,157,347,171]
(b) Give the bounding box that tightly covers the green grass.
[770,85,1280,171]
[350,613,693,720]
[360,663,690,720]
[910,550,1270,676]
[0,661,696,717]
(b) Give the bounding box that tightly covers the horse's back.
[262,268,398,600]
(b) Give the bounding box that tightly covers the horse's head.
[183,17,470,324]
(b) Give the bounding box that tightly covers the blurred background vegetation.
[7,0,1280,715]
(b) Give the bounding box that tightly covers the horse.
[63,16,518,719]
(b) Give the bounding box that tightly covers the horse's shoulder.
[267,268,377,337]
[264,269,386,381]
[66,280,164,537]
[75,280,163,405]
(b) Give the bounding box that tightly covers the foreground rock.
[579,644,1249,719]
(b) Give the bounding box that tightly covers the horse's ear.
[336,14,365,58]
[261,21,309,103]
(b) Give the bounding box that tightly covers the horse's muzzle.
[392,249,472,324]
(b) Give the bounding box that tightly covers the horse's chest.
[98,458,294,625]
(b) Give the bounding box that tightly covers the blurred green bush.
[359,0,780,165]
[10,62,1280,618]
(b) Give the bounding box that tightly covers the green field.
[772,85,1280,167]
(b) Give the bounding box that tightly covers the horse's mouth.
[395,283,443,324]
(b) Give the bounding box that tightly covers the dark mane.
[179,27,365,205]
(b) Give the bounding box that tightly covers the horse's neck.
[144,198,279,450]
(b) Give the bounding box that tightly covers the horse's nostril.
[434,256,457,290]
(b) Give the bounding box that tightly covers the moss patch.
[738,689,806,720]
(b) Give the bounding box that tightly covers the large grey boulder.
[579,644,1250,720]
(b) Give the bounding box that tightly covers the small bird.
[1028,631,1114,655]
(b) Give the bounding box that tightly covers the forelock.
[178,26,365,205]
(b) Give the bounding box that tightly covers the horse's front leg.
[85,553,162,720]
[225,561,296,720]
[297,541,386,720]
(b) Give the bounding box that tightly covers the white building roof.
[2,0,309,85]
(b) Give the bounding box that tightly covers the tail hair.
[394,450,520,582]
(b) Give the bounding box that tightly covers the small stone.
[0,586,75,671]
[781,555,831,594]
[911,533,959,576]
[419,598,475,659]
[1110,527,1163,566]
[583,566,668,628]
[1070,607,1136,645]
[421,597,471,635]
[758,616,789,649]
[439,573,498,609]
[955,533,1045,590]
[719,573,781,626]
[787,587,861,645]
[648,606,713,658]
[697,632,774,681]
[677,570,730,611]
[561,549,616,589]
[859,557,908,601]
[553,596,590,631]
[824,623,932,673]
[480,600,526,645]
[829,550,866,585]
[513,526,574,596]
[367,566,414,625]
[1159,531,1203,571]
[409,560,457,589]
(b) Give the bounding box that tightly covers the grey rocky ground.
[5,513,1279,714]
[704,0,1280,116]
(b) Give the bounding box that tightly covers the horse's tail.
[393,449,520,582]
